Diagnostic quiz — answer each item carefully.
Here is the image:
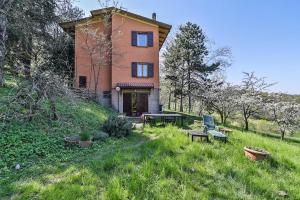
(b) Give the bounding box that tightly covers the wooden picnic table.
[142,113,184,127]
[219,128,233,135]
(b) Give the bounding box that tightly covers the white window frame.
[137,63,148,77]
[137,33,148,47]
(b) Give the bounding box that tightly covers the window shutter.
[147,32,153,47]
[148,63,154,77]
[132,31,137,46]
[132,62,137,77]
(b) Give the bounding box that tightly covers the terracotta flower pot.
[79,140,92,148]
[64,136,80,146]
[244,147,270,161]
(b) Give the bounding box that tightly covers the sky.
[74,0,300,94]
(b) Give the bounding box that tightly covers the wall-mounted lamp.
[116,87,121,112]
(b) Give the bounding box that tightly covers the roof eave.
[90,7,172,48]
[59,7,172,47]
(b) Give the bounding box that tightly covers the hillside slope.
[1,78,300,199]
[1,125,300,199]
[0,78,114,173]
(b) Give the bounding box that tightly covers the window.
[137,63,148,77]
[132,62,154,78]
[137,33,148,47]
[103,91,111,98]
[79,76,87,88]
[132,32,153,47]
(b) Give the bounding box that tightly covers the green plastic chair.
[203,115,218,131]
[203,115,227,143]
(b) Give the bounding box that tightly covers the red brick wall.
[74,20,111,92]
[111,13,160,89]
[74,13,160,92]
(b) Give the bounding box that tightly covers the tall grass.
[2,125,300,199]
[1,77,299,199]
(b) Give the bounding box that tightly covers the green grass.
[1,79,300,199]
[0,80,115,174]
[1,123,300,199]
[295,131,300,138]
[167,109,300,141]
[0,99,114,169]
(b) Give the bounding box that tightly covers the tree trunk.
[280,130,285,140]
[188,70,191,113]
[174,83,177,111]
[180,93,183,112]
[168,90,171,110]
[23,36,33,79]
[49,98,58,120]
[188,92,192,113]
[28,103,34,122]
[0,62,4,87]
[223,115,228,125]
[244,116,249,131]
[180,73,184,112]
[0,13,7,87]
[174,96,177,111]
[198,103,202,116]
[219,112,224,124]
[281,132,285,140]
[24,60,31,79]
[242,106,249,131]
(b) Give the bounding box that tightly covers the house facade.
[60,7,171,116]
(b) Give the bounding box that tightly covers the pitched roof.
[60,7,172,49]
[116,82,154,89]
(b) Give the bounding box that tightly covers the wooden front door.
[123,93,148,116]
[123,93,132,116]
[136,93,148,116]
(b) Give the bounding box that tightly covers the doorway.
[123,92,148,116]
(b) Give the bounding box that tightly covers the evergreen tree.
[163,22,222,112]
[163,39,185,111]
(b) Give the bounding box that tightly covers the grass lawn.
[1,123,300,199]
[167,109,300,141]
[1,79,300,199]
[295,131,300,138]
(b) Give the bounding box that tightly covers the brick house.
[60,7,171,116]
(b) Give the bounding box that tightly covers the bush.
[92,131,109,141]
[102,115,132,137]
[80,132,90,141]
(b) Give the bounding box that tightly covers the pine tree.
[163,22,221,112]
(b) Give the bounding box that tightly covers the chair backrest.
[203,115,215,129]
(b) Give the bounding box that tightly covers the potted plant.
[79,132,92,148]
[64,135,80,146]
[244,146,270,161]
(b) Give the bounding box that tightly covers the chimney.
[152,12,156,21]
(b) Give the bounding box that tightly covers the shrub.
[92,131,109,141]
[102,115,132,137]
[80,132,90,141]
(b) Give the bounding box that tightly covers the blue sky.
[75,0,300,94]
